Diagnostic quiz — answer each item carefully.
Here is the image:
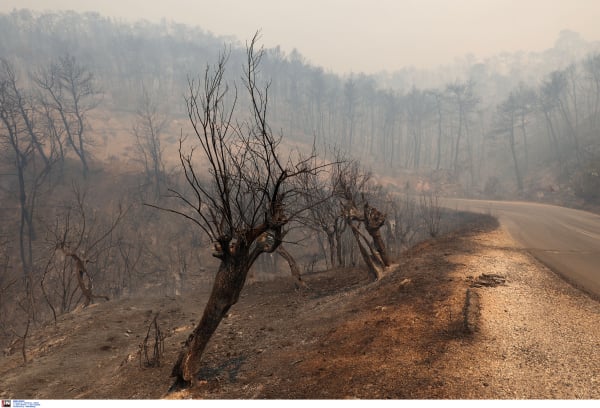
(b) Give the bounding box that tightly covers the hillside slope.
[1,216,599,399]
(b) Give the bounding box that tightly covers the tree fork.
[57,245,109,306]
[276,245,307,289]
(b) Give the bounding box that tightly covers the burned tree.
[446,80,479,178]
[155,34,325,389]
[495,92,524,192]
[336,160,390,281]
[296,148,346,269]
[32,54,99,178]
[362,201,390,267]
[0,58,57,295]
[132,86,167,199]
[54,245,110,307]
[44,184,124,313]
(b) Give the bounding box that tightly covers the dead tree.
[46,184,124,311]
[362,202,390,267]
[132,85,167,199]
[1,59,50,168]
[55,244,109,307]
[0,58,58,317]
[32,54,99,178]
[296,148,346,269]
[140,312,165,368]
[446,80,479,178]
[152,34,326,389]
[341,202,383,281]
[495,92,524,192]
[335,160,389,281]
[0,59,36,281]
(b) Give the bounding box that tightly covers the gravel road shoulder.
[438,225,600,398]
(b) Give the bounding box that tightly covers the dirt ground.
[1,216,599,399]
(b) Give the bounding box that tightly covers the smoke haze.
[2,0,600,73]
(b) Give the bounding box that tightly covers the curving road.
[441,198,600,299]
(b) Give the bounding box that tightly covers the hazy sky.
[2,0,600,74]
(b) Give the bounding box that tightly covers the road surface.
[441,198,600,299]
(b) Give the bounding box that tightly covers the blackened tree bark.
[363,202,390,267]
[336,160,389,281]
[151,33,326,390]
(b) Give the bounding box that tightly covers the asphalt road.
[441,198,600,299]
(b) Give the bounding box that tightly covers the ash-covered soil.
[1,215,598,399]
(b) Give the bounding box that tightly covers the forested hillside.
[2,8,600,360]
[3,10,600,194]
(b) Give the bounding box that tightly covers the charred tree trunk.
[363,203,390,267]
[171,256,246,389]
[171,229,280,389]
[335,227,344,267]
[325,230,336,268]
[340,200,387,280]
[348,221,382,281]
